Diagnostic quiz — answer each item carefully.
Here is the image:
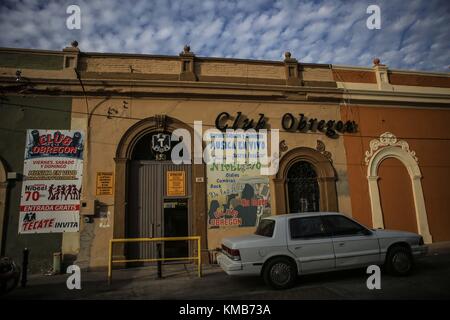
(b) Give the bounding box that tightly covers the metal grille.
[287,161,320,213]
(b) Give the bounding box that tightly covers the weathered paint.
[0,52,64,70]
[0,96,71,273]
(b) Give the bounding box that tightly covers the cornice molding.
[1,76,449,106]
[342,88,450,99]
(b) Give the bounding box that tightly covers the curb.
[427,241,450,255]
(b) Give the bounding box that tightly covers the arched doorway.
[274,147,338,214]
[127,129,192,261]
[378,157,417,233]
[287,161,320,213]
[113,115,207,262]
[365,132,432,243]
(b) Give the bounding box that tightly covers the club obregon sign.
[215,112,357,138]
[18,130,84,234]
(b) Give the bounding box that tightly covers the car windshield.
[255,219,275,237]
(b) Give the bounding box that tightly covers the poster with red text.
[207,163,271,229]
[18,129,84,234]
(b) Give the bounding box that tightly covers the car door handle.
[338,243,345,247]
[294,246,302,250]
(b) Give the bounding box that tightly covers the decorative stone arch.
[273,147,338,214]
[365,132,432,243]
[113,115,207,260]
[116,115,197,159]
[0,157,8,255]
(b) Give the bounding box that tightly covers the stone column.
[179,45,197,81]
[372,58,392,91]
[367,175,384,229]
[411,175,433,243]
[62,40,80,77]
[112,157,128,260]
[273,178,287,214]
[284,52,302,86]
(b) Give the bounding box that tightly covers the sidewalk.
[4,263,226,300]
[427,241,450,255]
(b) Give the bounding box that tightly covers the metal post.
[21,248,29,288]
[52,252,61,274]
[197,237,201,278]
[157,243,162,279]
[108,240,112,284]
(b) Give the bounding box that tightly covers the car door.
[322,215,380,269]
[287,216,335,274]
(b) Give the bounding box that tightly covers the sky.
[0,0,449,72]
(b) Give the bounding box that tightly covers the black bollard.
[156,243,162,279]
[21,248,29,288]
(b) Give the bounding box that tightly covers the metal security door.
[127,161,191,262]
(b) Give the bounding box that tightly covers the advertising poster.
[167,171,186,197]
[96,172,114,196]
[207,163,271,228]
[18,129,84,234]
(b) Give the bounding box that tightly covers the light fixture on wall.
[10,69,34,94]
[15,69,22,82]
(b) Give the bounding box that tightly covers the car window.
[323,215,366,237]
[289,216,330,239]
[255,219,275,237]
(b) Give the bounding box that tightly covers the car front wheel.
[385,246,413,276]
[263,257,297,290]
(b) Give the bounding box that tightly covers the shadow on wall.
[335,167,350,198]
[74,221,96,270]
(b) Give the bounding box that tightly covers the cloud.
[0,0,448,72]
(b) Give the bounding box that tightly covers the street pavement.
[3,243,450,300]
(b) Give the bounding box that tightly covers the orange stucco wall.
[341,105,450,242]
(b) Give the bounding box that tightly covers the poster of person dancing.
[207,163,271,229]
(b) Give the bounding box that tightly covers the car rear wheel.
[385,246,413,276]
[263,257,296,290]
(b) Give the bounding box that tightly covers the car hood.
[222,234,270,250]
[373,228,420,239]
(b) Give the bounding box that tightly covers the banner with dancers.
[18,129,84,233]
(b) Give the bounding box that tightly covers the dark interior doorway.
[164,199,189,259]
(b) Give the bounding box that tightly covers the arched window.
[287,161,320,213]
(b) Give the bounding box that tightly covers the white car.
[217,212,428,289]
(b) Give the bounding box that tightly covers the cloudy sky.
[0,0,449,72]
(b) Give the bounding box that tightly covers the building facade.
[0,43,449,272]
